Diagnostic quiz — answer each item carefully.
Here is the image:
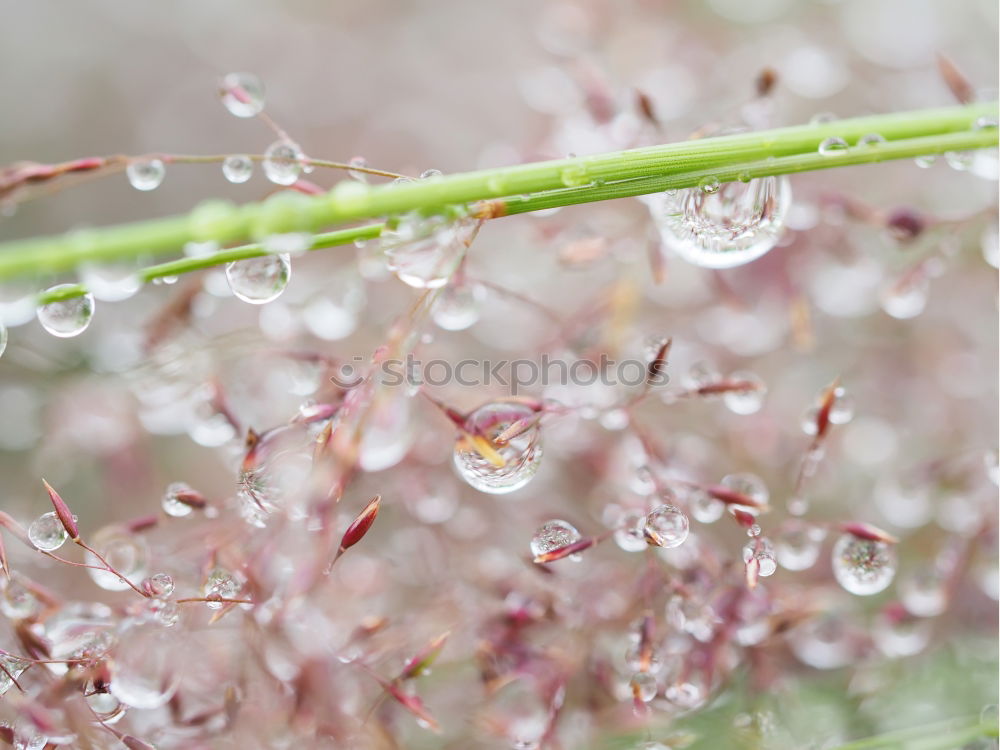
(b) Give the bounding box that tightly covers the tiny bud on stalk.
[42,479,79,540]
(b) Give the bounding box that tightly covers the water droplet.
[432,284,481,331]
[880,274,929,319]
[698,176,721,194]
[220,72,265,118]
[126,158,165,191]
[874,609,930,657]
[302,278,365,342]
[664,680,704,709]
[643,504,689,548]
[630,671,658,702]
[85,527,149,591]
[720,472,769,510]
[817,137,849,156]
[86,691,126,724]
[689,488,724,523]
[1,577,40,620]
[262,140,304,186]
[347,156,369,182]
[614,511,649,552]
[723,370,766,414]
[421,168,443,179]
[683,360,721,391]
[28,511,70,551]
[857,133,886,146]
[982,224,999,269]
[944,150,974,171]
[737,170,753,183]
[649,176,791,269]
[809,112,838,125]
[37,286,95,337]
[454,401,543,494]
[0,321,6,359]
[226,254,291,304]
[143,573,175,599]
[110,619,180,708]
[742,537,777,576]
[829,386,854,424]
[204,566,242,608]
[747,523,762,537]
[0,654,29,696]
[161,481,195,517]
[80,263,142,302]
[832,532,897,595]
[898,566,947,617]
[775,521,826,571]
[263,232,311,256]
[222,154,253,183]
[383,214,472,289]
[530,519,581,558]
[914,154,936,169]
[559,164,590,187]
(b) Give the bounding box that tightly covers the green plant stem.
[828,716,998,750]
[2,103,996,287]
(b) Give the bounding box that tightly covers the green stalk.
[3,103,996,288]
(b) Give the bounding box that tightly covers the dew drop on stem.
[817,137,849,155]
[220,72,265,118]
[831,532,897,595]
[454,401,543,494]
[643,504,689,548]
[28,511,70,551]
[226,254,291,304]
[648,175,791,269]
[126,158,166,191]
[37,286,95,338]
[530,519,581,559]
[222,154,254,183]
[263,140,305,186]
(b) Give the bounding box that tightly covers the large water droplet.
[226,254,291,304]
[775,521,826,571]
[614,511,649,552]
[28,511,70,551]
[203,566,243,608]
[831,532,896,595]
[530,519,581,558]
[142,573,175,599]
[262,140,304,186]
[126,158,165,191]
[723,370,766,414]
[630,671,658,702]
[0,654,30,696]
[220,72,265,118]
[454,401,543,494]
[720,472,769,511]
[37,286,95,337]
[109,620,180,709]
[689,487,724,523]
[898,566,947,617]
[222,154,253,183]
[880,274,929,319]
[432,284,481,331]
[857,133,886,146]
[382,214,472,289]
[649,176,791,268]
[0,320,6,358]
[80,262,142,302]
[161,481,195,517]
[817,137,849,155]
[85,527,149,591]
[643,504,689,548]
[742,537,777,576]
[944,150,974,171]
